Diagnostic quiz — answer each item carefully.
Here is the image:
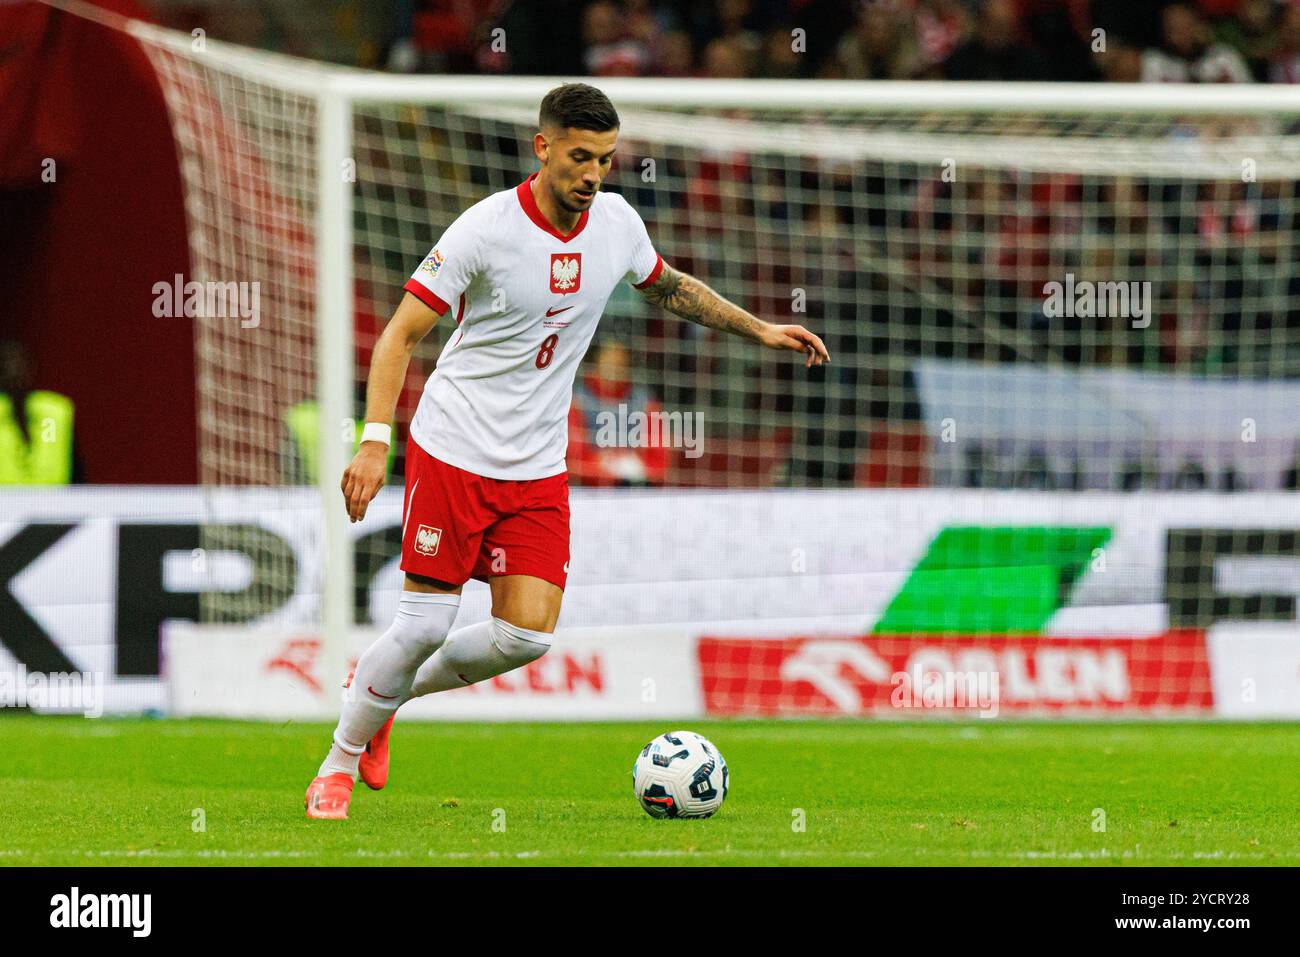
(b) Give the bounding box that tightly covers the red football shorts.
[399,438,571,590]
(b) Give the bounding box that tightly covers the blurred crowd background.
[8,0,1300,490]
[144,0,1300,84]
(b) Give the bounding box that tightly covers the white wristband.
[359,422,392,447]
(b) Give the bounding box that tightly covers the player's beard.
[553,180,595,215]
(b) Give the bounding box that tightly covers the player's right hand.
[341,442,388,523]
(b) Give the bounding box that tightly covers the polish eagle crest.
[550,253,581,293]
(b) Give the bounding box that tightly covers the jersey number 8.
[535,333,559,369]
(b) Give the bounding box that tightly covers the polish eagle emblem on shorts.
[414,524,442,556]
[550,253,581,294]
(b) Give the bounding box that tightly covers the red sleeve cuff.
[632,253,664,290]
[403,278,450,315]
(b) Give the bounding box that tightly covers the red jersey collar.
[516,173,589,243]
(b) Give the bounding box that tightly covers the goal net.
[122,17,1300,715]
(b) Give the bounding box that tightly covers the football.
[632,731,729,819]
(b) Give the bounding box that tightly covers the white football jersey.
[403,174,662,480]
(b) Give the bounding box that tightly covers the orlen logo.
[782,641,1000,716]
[263,636,331,694]
[413,524,442,556]
[697,632,1212,716]
[779,640,891,713]
[459,652,604,696]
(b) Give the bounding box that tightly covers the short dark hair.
[539,83,620,133]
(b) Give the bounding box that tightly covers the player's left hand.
[759,324,831,368]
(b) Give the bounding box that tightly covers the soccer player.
[305,83,829,819]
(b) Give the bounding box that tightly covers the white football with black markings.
[632,730,729,819]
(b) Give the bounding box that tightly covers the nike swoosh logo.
[545,305,573,317]
[367,685,400,700]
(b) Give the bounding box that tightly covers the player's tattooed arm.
[639,264,760,337]
[638,262,830,368]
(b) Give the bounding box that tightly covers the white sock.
[406,617,552,699]
[319,742,361,778]
[319,591,461,775]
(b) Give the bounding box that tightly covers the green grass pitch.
[2,716,1297,866]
